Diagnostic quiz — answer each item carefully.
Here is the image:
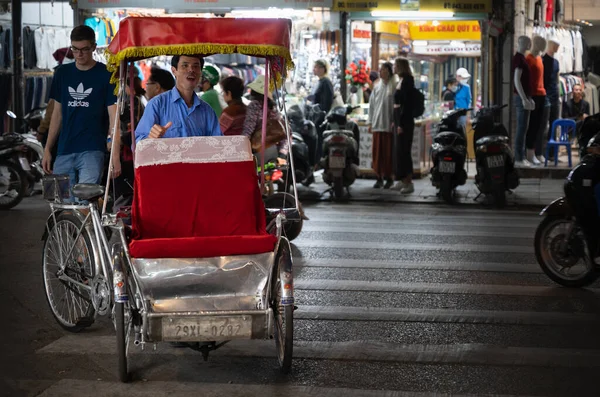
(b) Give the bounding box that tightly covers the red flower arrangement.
[345,59,370,86]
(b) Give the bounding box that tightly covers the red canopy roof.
[106,17,293,87]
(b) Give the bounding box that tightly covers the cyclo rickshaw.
[41,17,299,382]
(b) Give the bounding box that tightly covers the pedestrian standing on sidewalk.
[368,62,397,189]
[42,25,120,195]
[391,58,415,194]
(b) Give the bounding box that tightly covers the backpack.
[412,87,425,118]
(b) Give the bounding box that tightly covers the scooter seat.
[323,129,354,139]
[434,131,466,146]
[475,135,509,146]
[292,131,304,143]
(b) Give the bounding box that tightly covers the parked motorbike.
[471,105,520,207]
[0,133,32,209]
[534,132,600,287]
[6,109,45,195]
[319,105,360,200]
[430,108,470,203]
[283,104,318,188]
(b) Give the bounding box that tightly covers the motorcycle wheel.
[441,175,454,204]
[534,215,599,287]
[0,161,28,210]
[493,188,506,208]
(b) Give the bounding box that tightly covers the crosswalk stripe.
[304,217,537,228]
[36,378,532,397]
[294,258,541,273]
[37,336,600,368]
[305,204,542,218]
[294,279,597,297]
[305,210,541,223]
[292,240,533,253]
[294,305,599,325]
[309,202,540,213]
[300,224,534,238]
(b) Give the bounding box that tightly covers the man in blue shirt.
[454,67,472,129]
[42,25,120,188]
[135,55,222,143]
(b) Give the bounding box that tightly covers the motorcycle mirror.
[6,110,16,119]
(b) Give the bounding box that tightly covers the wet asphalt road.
[1,197,599,396]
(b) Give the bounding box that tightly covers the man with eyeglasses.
[135,55,222,142]
[42,25,121,190]
[144,67,175,104]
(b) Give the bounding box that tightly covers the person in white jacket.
[368,62,398,189]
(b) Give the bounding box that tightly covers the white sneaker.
[390,182,405,191]
[522,159,533,167]
[531,156,541,165]
[536,155,546,163]
[400,183,415,194]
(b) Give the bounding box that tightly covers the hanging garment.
[574,31,584,72]
[1,29,12,69]
[43,28,57,70]
[103,18,117,44]
[84,17,108,46]
[22,26,37,69]
[34,27,46,69]
[546,0,554,22]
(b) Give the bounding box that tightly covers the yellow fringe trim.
[106,43,294,94]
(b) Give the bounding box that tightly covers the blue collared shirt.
[135,86,222,143]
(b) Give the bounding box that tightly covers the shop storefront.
[334,0,491,177]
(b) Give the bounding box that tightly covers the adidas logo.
[68,83,92,107]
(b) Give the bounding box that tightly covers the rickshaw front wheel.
[115,301,131,382]
[272,243,294,374]
[42,212,96,332]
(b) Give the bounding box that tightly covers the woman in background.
[391,58,415,194]
[368,62,397,189]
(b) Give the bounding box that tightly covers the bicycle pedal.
[75,316,94,328]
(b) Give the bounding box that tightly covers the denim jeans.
[535,97,551,156]
[514,95,531,161]
[53,151,106,202]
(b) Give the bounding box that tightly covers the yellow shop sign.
[408,21,481,40]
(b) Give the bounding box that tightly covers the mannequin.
[525,35,547,165]
[513,36,535,165]
[540,38,560,162]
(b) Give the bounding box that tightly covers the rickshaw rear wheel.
[115,301,130,382]
[42,212,96,332]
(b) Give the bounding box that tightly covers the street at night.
[1,197,599,396]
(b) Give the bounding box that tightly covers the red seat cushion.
[128,137,275,258]
[129,235,278,259]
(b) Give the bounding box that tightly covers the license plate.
[18,156,31,171]
[329,155,345,169]
[486,155,504,168]
[162,316,252,341]
[439,161,455,173]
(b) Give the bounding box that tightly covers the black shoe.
[373,179,383,188]
[383,179,394,189]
